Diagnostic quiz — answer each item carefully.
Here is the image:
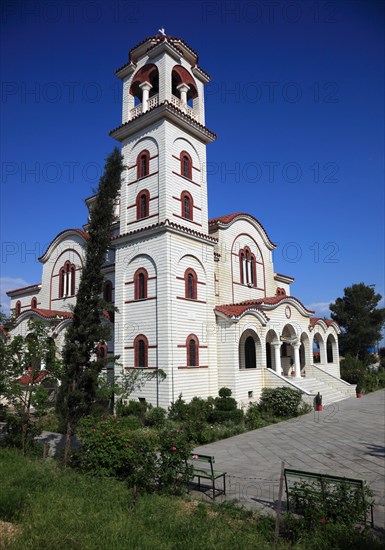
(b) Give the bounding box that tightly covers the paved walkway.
[194,390,385,529]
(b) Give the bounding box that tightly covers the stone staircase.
[293,378,351,406]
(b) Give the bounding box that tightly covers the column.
[320,339,327,365]
[272,343,282,375]
[139,81,152,113]
[293,343,301,378]
[176,83,190,105]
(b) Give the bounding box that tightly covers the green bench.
[189,453,226,499]
[284,468,374,527]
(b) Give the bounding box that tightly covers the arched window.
[31,297,37,309]
[59,261,76,298]
[245,336,256,369]
[180,151,192,179]
[186,334,199,367]
[96,342,108,368]
[15,301,21,317]
[184,268,197,300]
[181,191,193,220]
[103,280,113,303]
[137,150,150,179]
[136,189,150,219]
[327,335,334,363]
[134,268,148,300]
[134,334,148,368]
[239,246,256,287]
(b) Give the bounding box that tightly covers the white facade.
[7,34,352,408]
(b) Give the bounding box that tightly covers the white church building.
[7,34,355,408]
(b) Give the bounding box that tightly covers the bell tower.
[110,34,218,407]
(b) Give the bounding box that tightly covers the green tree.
[330,283,385,360]
[0,317,61,453]
[56,148,124,463]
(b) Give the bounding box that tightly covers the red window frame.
[180,150,192,179]
[134,268,148,300]
[15,300,21,317]
[96,342,108,368]
[239,246,257,287]
[134,334,148,368]
[136,189,150,220]
[184,268,197,300]
[31,297,37,309]
[181,190,193,220]
[186,334,199,367]
[137,150,150,179]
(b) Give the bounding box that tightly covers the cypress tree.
[56,148,124,462]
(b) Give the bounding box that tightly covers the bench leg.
[213,478,215,500]
[223,475,226,496]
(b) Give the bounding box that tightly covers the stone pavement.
[194,390,385,529]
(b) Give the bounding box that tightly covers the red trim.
[127,171,159,186]
[134,334,148,368]
[136,189,150,220]
[125,297,156,304]
[177,297,206,304]
[184,268,197,300]
[50,248,83,308]
[173,214,202,227]
[127,213,158,226]
[130,64,159,98]
[125,276,156,285]
[134,268,148,300]
[127,195,158,209]
[186,333,199,367]
[180,150,193,179]
[15,301,21,317]
[96,342,108,368]
[178,365,208,369]
[31,297,37,309]
[172,171,201,187]
[172,65,198,100]
[181,190,193,220]
[136,150,150,180]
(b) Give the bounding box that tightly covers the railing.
[148,94,159,110]
[129,94,199,121]
[170,95,199,121]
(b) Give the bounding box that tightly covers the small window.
[239,246,256,287]
[134,268,148,300]
[103,280,113,303]
[134,334,148,368]
[186,334,199,367]
[136,189,150,220]
[31,297,37,309]
[180,151,192,179]
[59,261,76,298]
[184,268,197,300]
[15,301,21,317]
[137,150,150,179]
[181,191,193,220]
[96,342,108,368]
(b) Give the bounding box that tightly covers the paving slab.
[193,390,385,529]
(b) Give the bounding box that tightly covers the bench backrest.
[284,468,365,491]
[190,453,215,474]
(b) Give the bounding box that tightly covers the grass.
[0,448,383,550]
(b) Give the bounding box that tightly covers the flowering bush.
[157,427,193,493]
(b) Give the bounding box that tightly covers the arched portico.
[300,332,311,374]
[313,332,327,365]
[239,329,262,370]
[281,324,301,378]
[265,329,281,374]
[327,334,337,364]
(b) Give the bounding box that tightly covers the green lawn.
[0,448,382,550]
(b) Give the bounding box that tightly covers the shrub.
[340,354,367,384]
[187,396,213,422]
[75,416,158,492]
[245,403,267,429]
[258,387,302,417]
[157,427,193,493]
[116,399,147,421]
[288,479,374,530]
[218,387,232,398]
[168,394,189,421]
[145,406,167,427]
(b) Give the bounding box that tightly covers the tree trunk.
[64,419,73,466]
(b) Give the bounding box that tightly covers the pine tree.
[56,148,124,462]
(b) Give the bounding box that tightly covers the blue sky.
[1,0,384,326]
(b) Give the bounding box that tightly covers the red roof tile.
[215,295,315,319]
[20,308,73,320]
[19,370,49,385]
[309,317,338,328]
[209,213,276,248]
[112,218,217,243]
